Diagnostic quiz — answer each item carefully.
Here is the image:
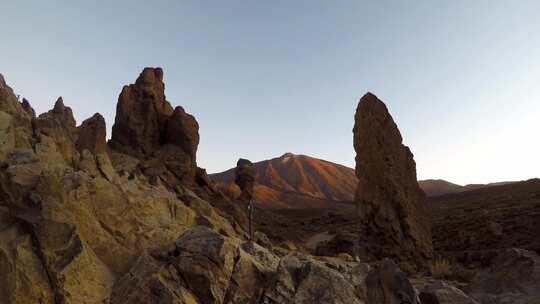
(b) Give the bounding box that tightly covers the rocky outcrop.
[468,248,540,303]
[0,71,243,304]
[419,281,479,304]
[365,259,419,304]
[353,92,432,269]
[0,73,33,161]
[33,97,80,167]
[110,226,278,304]
[235,158,255,202]
[110,68,171,156]
[76,113,106,154]
[261,254,366,304]
[111,226,374,304]
[109,67,200,185]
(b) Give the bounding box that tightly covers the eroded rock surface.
[112,227,372,304]
[0,70,240,304]
[365,259,419,304]
[419,281,479,304]
[353,92,433,269]
[109,67,199,185]
[76,113,106,154]
[468,248,540,303]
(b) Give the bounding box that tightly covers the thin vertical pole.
[248,199,253,242]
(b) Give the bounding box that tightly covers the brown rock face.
[353,92,432,268]
[33,97,80,166]
[109,67,200,184]
[165,106,199,156]
[110,68,171,156]
[21,98,36,118]
[366,259,419,304]
[76,113,106,154]
[235,158,255,202]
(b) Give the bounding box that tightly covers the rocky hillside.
[420,179,519,197]
[211,153,358,205]
[419,179,464,197]
[430,178,540,257]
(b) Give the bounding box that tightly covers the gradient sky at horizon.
[1,1,539,185]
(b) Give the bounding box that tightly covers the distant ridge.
[211,153,522,206]
[419,179,463,197]
[211,153,357,207]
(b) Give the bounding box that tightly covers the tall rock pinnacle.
[110,67,173,157]
[353,92,432,268]
[109,67,200,184]
[235,158,255,202]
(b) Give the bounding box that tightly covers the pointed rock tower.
[353,92,432,268]
[109,67,200,184]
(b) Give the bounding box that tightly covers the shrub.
[431,257,451,278]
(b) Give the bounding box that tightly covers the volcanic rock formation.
[76,113,106,154]
[235,158,255,202]
[353,92,433,269]
[109,67,200,185]
[0,70,240,303]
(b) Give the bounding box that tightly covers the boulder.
[353,92,432,268]
[21,98,36,117]
[365,258,419,304]
[261,253,364,304]
[111,226,279,304]
[419,281,479,304]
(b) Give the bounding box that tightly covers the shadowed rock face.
[165,105,199,157]
[110,68,172,157]
[109,67,199,160]
[235,158,255,202]
[109,67,200,184]
[76,113,106,154]
[353,92,432,268]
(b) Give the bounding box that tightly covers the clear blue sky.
[2,1,539,185]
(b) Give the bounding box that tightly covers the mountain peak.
[212,153,358,204]
[280,152,295,158]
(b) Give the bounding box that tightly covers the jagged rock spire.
[109,67,200,184]
[353,92,432,269]
[76,113,107,154]
[235,158,255,202]
[109,67,199,160]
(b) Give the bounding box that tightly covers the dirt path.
[305,231,335,251]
